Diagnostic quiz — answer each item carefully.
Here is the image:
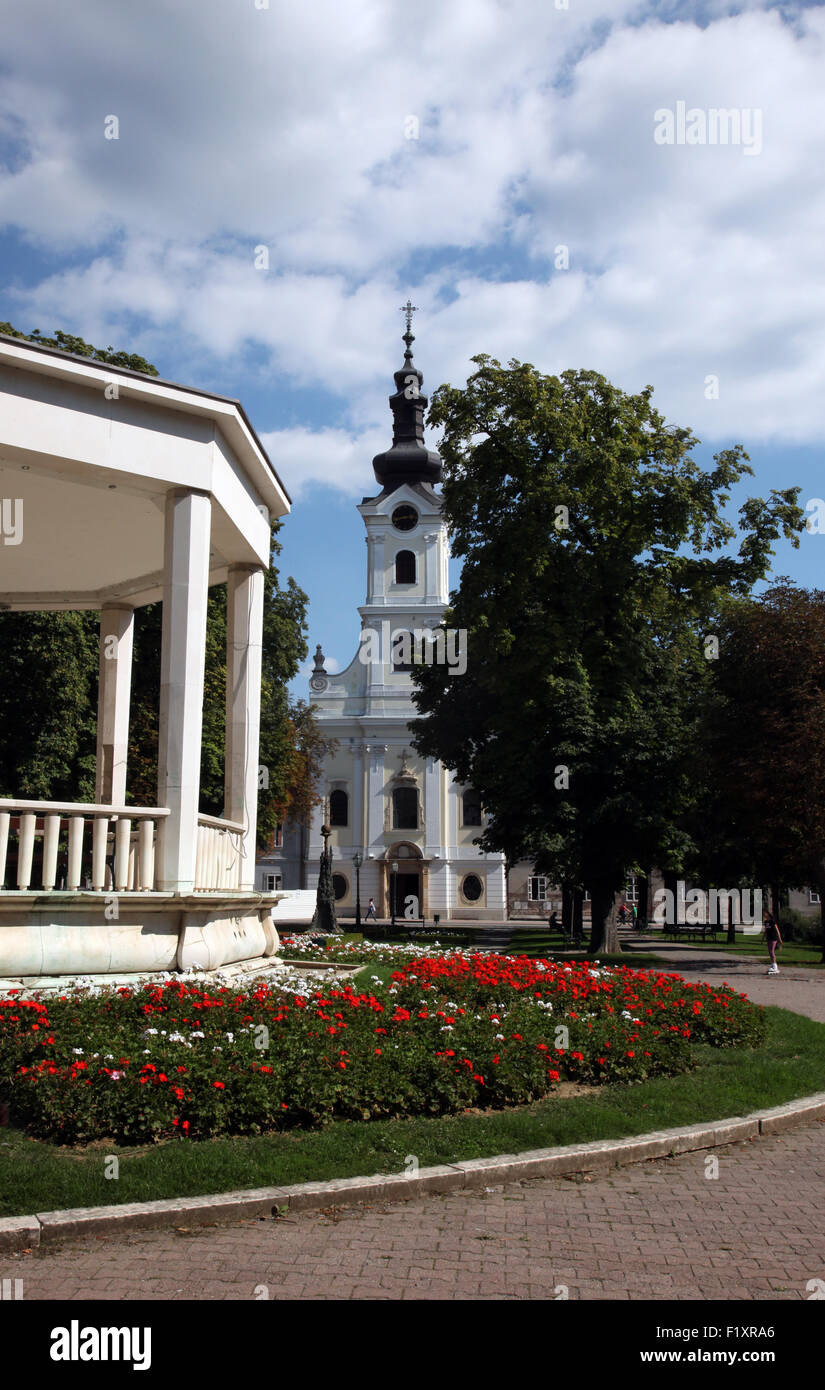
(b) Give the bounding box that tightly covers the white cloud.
[260,424,385,499]
[2,0,824,452]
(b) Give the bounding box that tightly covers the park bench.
[667,922,720,943]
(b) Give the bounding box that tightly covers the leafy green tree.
[0,611,98,801]
[0,321,158,376]
[410,357,804,952]
[696,581,825,959]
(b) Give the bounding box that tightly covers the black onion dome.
[372,311,442,491]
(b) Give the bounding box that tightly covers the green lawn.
[662,933,824,968]
[1,1005,822,1221]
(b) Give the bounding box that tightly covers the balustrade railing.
[195,813,244,891]
[0,801,246,894]
[0,800,169,892]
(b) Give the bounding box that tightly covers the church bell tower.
[302,306,507,923]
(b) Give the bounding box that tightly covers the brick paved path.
[2,947,822,1300]
[3,1119,824,1300]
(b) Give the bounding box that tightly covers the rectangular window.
[625,876,639,903]
[809,889,821,905]
[264,873,282,892]
[274,824,283,848]
[527,876,549,901]
[393,786,418,830]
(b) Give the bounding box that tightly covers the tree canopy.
[694,581,825,957]
[410,357,804,951]
[0,321,159,376]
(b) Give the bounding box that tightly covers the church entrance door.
[392,871,421,920]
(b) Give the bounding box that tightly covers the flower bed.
[276,934,469,965]
[0,956,765,1145]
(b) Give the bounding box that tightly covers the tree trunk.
[588,883,619,955]
[770,881,782,923]
[572,889,584,945]
[562,882,573,939]
[726,886,737,946]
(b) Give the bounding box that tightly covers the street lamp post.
[391,860,399,927]
[353,850,363,929]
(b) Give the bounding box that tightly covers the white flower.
[440,1025,454,1033]
[168,1033,186,1044]
[190,1030,205,1039]
[109,1071,124,1080]
[72,1047,84,1055]
[495,1033,505,1041]
[225,1032,234,1043]
[142,1027,159,1037]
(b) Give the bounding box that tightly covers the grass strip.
[1,1005,822,1220]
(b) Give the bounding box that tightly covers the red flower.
[213,1081,226,1089]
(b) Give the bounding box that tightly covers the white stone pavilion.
[0,332,290,976]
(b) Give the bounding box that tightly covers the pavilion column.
[95,603,134,805]
[156,489,212,893]
[225,564,265,891]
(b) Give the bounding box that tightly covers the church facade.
[257,312,507,920]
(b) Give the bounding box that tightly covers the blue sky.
[1,0,824,694]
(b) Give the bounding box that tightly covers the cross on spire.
[399,299,418,353]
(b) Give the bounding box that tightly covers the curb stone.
[1,1091,824,1255]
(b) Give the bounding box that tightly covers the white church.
[258,310,508,921]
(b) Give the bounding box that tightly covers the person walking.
[365,897,377,921]
[764,912,782,975]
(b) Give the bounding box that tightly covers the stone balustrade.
[0,799,171,893]
[194,813,244,892]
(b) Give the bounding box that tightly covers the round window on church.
[461,873,483,903]
[332,873,349,902]
[392,504,418,532]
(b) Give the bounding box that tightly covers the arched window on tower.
[329,789,348,826]
[395,549,416,584]
[462,788,482,826]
